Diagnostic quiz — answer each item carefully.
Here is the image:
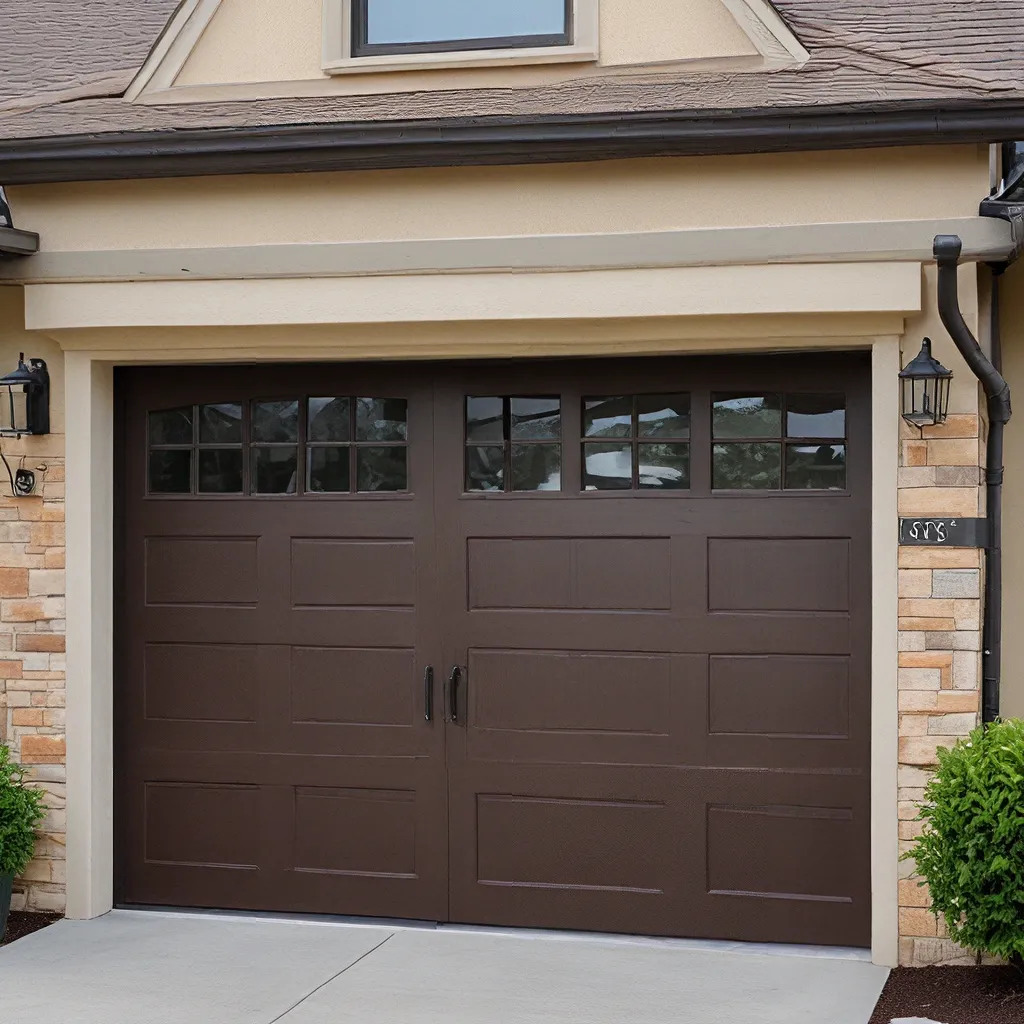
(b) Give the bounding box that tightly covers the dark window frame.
[581,393,692,492]
[351,0,573,57]
[710,391,849,493]
[464,395,562,494]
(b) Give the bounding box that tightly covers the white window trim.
[322,0,599,75]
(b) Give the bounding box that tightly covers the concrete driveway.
[0,911,888,1024]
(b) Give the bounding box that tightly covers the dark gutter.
[5,100,1024,184]
[0,226,40,257]
[934,235,1012,724]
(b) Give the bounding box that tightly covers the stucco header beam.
[23,262,921,331]
[0,218,1009,285]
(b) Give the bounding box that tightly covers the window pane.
[638,444,690,490]
[308,447,351,493]
[638,394,690,439]
[466,397,504,443]
[198,449,243,494]
[199,403,243,444]
[511,444,561,491]
[364,0,567,45]
[583,443,632,490]
[466,445,504,492]
[511,398,561,440]
[584,397,632,438]
[787,394,846,439]
[712,394,782,439]
[252,400,299,443]
[713,443,781,490]
[786,444,847,490]
[357,447,408,492]
[356,398,408,442]
[150,407,192,446]
[253,447,298,494]
[308,397,351,443]
[149,450,191,494]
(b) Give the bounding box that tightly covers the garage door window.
[466,396,561,492]
[583,394,691,491]
[147,397,409,496]
[712,393,846,491]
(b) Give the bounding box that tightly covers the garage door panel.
[143,642,259,724]
[690,771,871,946]
[289,646,416,728]
[143,781,261,870]
[292,786,419,879]
[448,761,691,934]
[291,538,417,609]
[466,649,703,765]
[144,536,260,607]
[708,538,851,613]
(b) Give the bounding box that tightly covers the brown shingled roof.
[1,0,1023,181]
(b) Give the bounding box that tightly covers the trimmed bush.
[907,719,1024,962]
[0,745,45,878]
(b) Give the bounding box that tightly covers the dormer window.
[324,0,598,73]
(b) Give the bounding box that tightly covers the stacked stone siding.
[0,460,66,914]
[897,413,985,967]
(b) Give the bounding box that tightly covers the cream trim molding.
[323,0,599,75]
[3,219,1011,286]
[23,263,922,331]
[126,0,806,103]
[125,0,219,102]
[723,0,808,67]
[60,331,898,970]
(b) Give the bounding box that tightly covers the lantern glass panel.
[10,388,27,434]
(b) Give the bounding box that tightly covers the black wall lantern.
[900,338,952,428]
[0,354,49,438]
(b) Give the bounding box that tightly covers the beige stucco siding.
[998,260,1024,720]
[172,0,757,91]
[8,148,991,254]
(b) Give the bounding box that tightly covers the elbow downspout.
[933,235,1012,724]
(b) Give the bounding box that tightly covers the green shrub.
[906,719,1024,962]
[0,745,45,878]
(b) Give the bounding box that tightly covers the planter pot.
[0,873,12,943]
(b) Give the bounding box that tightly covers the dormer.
[128,0,807,105]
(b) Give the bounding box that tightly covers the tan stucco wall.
[998,260,1024,719]
[7,147,991,254]
[173,0,756,90]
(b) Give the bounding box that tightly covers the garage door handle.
[424,666,434,723]
[448,666,461,723]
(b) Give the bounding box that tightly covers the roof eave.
[2,99,1024,185]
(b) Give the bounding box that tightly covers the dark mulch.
[0,911,61,947]
[871,966,1024,1024]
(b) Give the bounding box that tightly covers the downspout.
[933,235,1012,723]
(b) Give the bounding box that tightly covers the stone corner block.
[931,569,981,599]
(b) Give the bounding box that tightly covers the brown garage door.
[116,353,871,946]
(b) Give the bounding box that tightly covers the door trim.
[64,340,899,966]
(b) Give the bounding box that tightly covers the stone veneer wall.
[0,460,67,915]
[897,412,987,967]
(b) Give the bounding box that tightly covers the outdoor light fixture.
[900,338,952,428]
[0,355,50,497]
[0,354,49,438]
